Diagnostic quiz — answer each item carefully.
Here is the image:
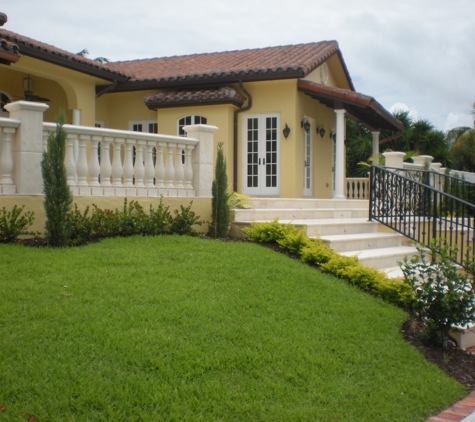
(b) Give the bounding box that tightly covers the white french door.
[303,128,312,196]
[242,114,279,196]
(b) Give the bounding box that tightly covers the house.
[0,13,403,230]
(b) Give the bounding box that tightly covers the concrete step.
[233,207,368,221]
[247,198,368,209]
[340,246,418,270]
[320,232,402,253]
[303,218,379,236]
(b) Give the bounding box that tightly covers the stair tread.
[320,232,401,242]
[340,246,417,258]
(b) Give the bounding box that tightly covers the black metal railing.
[369,166,475,266]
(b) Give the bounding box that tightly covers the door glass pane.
[247,118,259,188]
[265,117,277,187]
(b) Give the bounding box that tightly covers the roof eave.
[17,45,129,82]
[146,97,243,110]
[101,69,306,94]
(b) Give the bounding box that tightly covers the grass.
[0,236,467,421]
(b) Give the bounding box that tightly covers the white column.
[0,127,17,194]
[183,124,218,198]
[72,109,81,126]
[4,101,49,194]
[333,109,346,199]
[371,131,380,165]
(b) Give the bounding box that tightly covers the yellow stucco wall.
[0,195,211,235]
[1,55,109,126]
[95,91,157,129]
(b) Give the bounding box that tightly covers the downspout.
[95,79,119,99]
[233,80,253,192]
[378,129,404,146]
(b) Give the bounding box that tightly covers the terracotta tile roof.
[145,86,245,110]
[297,80,404,133]
[0,38,20,65]
[108,41,352,90]
[0,28,129,81]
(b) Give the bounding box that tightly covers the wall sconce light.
[23,75,33,92]
[316,124,325,138]
[283,123,291,139]
[301,118,310,133]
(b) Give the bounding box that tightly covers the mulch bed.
[402,318,475,391]
[11,235,475,391]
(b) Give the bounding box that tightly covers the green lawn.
[0,236,466,421]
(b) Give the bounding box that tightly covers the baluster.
[134,140,145,188]
[77,135,89,189]
[65,133,77,188]
[165,143,175,189]
[155,142,166,189]
[111,138,124,187]
[144,142,155,188]
[89,136,101,188]
[184,145,194,192]
[0,127,16,193]
[123,140,135,188]
[100,137,113,190]
[175,143,185,191]
[42,130,48,152]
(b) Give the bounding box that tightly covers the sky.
[2,0,474,132]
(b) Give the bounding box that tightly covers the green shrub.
[244,219,297,243]
[145,197,172,236]
[300,240,338,266]
[400,239,475,346]
[0,205,37,243]
[170,201,203,236]
[276,228,312,255]
[69,198,200,244]
[320,254,359,277]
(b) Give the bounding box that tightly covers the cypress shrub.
[41,110,73,247]
[210,142,230,238]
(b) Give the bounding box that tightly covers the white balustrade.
[1,116,209,197]
[346,178,370,199]
[0,124,18,194]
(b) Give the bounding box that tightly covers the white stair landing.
[233,198,418,279]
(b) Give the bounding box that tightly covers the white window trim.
[128,119,158,133]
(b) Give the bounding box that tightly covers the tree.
[346,110,452,176]
[209,142,230,238]
[448,102,475,172]
[41,110,73,247]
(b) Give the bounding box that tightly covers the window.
[177,115,207,137]
[128,120,158,134]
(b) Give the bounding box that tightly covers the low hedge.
[243,220,412,306]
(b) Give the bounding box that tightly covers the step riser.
[307,223,378,236]
[347,252,418,270]
[322,236,402,253]
[234,209,368,221]
[247,199,368,209]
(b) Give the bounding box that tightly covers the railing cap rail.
[0,117,20,128]
[43,122,199,145]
